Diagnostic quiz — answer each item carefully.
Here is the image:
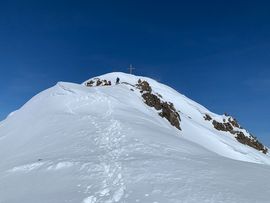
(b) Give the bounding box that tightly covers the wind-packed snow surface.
[0,72,270,203]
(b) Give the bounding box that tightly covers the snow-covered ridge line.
[1,71,270,202]
[85,76,182,130]
[203,113,268,154]
[84,72,268,155]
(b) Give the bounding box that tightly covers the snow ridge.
[0,72,270,203]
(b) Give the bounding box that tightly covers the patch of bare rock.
[204,114,268,154]
[136,79,181,130]
[85,78,111,87]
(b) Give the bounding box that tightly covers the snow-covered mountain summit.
[84,72,269,160]
[1,72,270,203]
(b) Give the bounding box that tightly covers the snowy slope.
[84,72,270,164]
[0,72,270,203]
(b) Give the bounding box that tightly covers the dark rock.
[142,93,162,110]
[212,120,226,131]
[263,148,268,154]
[96,80,102,86]
[86,80,95,87]
[210,117,268,154]
[159,102,181,130]
[236,132,268,154]
[102,80,111,86]
[204,114,212,121]
[138,79,181,130]
[228,117,240,128]
[224,122,233,131]
[212,120,233,132]
[85,78,112,87]
[136,80,152,92]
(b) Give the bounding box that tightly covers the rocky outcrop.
[228,117,240,128]
[159,102,181,130]
[86,78,111,87]
[136,79,152,93]
[204,114,212,121]
[205,113,268,154]
[236,132,268,154]
[137,80,181,130]
[142,93,162,109]
[212,120,233,132]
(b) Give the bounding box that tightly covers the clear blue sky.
[0,0,270,145]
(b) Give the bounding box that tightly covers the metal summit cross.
[128,64,135,74]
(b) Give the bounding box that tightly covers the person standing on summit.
[116,77,120,85]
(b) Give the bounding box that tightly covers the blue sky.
[0,0,270,145]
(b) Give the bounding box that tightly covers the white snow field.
[0,72,270,203]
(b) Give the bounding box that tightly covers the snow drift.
[0,72,270,203]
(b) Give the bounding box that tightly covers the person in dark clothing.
[116,77,120,85]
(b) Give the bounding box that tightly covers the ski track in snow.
[82,94,126,203]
